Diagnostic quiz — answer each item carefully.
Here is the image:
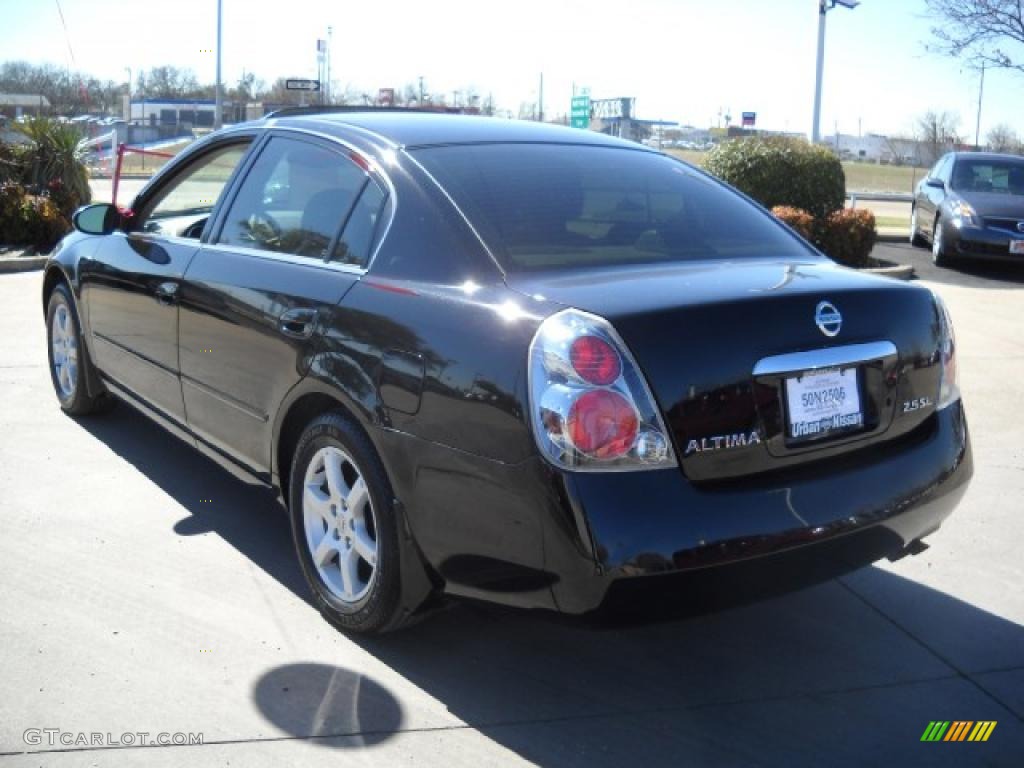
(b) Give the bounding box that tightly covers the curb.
[876,232,908,243]
[0,255,48,274]
[863,263,915,281]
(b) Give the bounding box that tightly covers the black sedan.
[911,150,1024,267]
[44,109,971,634]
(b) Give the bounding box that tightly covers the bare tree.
[926,0,1024,72]
[916,110,961,164]
[987,122,1021,152]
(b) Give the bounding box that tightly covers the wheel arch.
[273,379,378,506]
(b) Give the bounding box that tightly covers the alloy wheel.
[301,446,378,604]
[51,303,78,398]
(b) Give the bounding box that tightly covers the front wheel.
[932,215,954,268]
[46,284,111,415]
[288,412,405,634]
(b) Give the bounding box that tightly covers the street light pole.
[214,0,223,129]
[974,63,985,149]
[124,66,131,122]
[811,0,858,144]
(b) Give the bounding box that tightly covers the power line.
[53,0,78,71]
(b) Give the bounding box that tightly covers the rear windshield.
[413,143,813,272]
[951,158,1024,196]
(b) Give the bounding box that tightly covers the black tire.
[45,283,112,416]
[909,207,927,247]
[931,215,954,268]
[288,411,406,635]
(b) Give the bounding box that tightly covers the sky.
[1,0,1021,140]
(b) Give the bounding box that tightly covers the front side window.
[412,143,814,273]
[217,136,369,259]
[137,141,250,239]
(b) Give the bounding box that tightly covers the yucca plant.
[13,116,92,214]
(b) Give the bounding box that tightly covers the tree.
[926,0,1024,72]
[987,122,1021,152]
[916,110,961,164]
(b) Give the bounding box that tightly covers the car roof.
[951,151,1024,162]
[264,110,649,151]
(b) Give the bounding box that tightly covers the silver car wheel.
[301,446,378,604]
[932,218,944,262]
[910,208,918,243]
[50,303,78,398]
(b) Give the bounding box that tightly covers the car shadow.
[78,400,1024,766]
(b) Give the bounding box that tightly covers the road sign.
[286,79,321,91]
[571,95,590,129]
[742,111,756,127]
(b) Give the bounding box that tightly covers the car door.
[177,131,389,475]
[81,137,254,422]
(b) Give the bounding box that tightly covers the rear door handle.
[279,307,318,339]
[155,281,179,305]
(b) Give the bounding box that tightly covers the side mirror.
[72,203,122,235]
[925,177,946,190]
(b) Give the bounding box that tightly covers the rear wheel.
[288,412,405,634]
[909,207,926,247]
[931,215,954,268]
[46,284,111,415]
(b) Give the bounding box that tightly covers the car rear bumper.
[551,400,972,615]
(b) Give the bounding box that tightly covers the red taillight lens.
[569,335,621,385]
[567,390,638,458]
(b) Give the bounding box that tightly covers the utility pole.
[538,72,544,122]
[418,76,425,104]
[974,63,985,149]
[214,0,223,129]
[326,26,333,105]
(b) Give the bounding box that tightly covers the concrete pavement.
[1,262,1022,766]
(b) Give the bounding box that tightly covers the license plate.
[1010,240,1024,254]
[785,367,864,441]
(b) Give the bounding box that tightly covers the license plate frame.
[784,366,865,444]
[1009,240,1024,255]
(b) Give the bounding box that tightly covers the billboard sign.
[741,111,756,127]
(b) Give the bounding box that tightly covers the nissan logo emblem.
[1017,221,1024,233]
[815,301,842,337]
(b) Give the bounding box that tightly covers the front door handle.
[155,281,179,306]
[279,308,318,339]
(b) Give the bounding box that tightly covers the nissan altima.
[44,110,972,633]
[911,151,1024,267]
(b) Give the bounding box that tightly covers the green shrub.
[705,136,845,219]
[819,208,877,268]
[22,194,70,253]
[0,182,28,243]
[770,205,816,241]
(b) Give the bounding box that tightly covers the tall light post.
[124,66,132,122]
[214,0,223,129]
[812,0,858,144]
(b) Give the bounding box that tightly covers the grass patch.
[874,215,910,230]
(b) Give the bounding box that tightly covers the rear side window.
[217,136,367,259]
[332,180,387,267]
[412,144,812,273]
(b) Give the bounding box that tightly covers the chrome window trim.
[752,341,898,377]
[199,241,368,275]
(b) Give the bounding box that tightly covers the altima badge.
[685,431,762,456]
[815,301,842,337]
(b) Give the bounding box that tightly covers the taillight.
[528,308,677,471]
[935,294,959,409]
